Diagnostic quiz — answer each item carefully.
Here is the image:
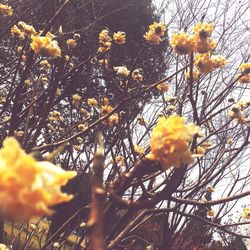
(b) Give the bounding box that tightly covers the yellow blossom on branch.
[207,209,215,217]
[239,63,250,74]
[0,137,76,221]
[156,82,169,92]
[148,115,199,169]
[194,53,227,74]
[192,37,217,53]
[107,113,119,127]
[18,21,37,37]
[134,144,145,157]
[30,36,61,58]
[11,25,25,39]
[242,208,250,219]
[170,32,193,55]
[66,39,77,49]
[87,98,98,107]
[185,70,201,82]
[144,22,166,45]
[98,29,112,53]
[0,3,13,16]
[193,22,214,39]
[113,31,126,45]
[132,69,143,81]
[114,66,130,78]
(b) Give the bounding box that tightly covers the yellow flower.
[194,53,227,74]
[134,144,145,157]
[193,22,214,39]
[87,98,98,107]
[211,55,227,68]
[185,70,200,82]
[132,69,143,81]
[17,46,23,53]
[107,113,119,127]
[0,137,76,221]
[66,39,77,49]
[149,22,167,36]
[98,29,112,53]
[30,36,61,58]
[236,74,250,83]
[115,155,125,166]
[99,29,112,43]
[24,79,32,87]
[0,243,9,250]
[170,32,193,55]
[242,208,250,219]
[40,76,48,84]
[21,55,26,62]
[40,60,51,70]
[18,21,37,37]
[114,66,130,78]
[228,104,246,124]
[207,209,215,217]
[192,37,217,53]
[0,3,13,16]
[72,94,81,102]
[103,97,110,105]
[98,42,112,53]
[194,53,214,74]
[72,94,81,107]
[206,186,215,192]
[77,124,86,131]
[239,63,250,74]
[11,25,25,39]
[144,22,166,45]
[148,115,199,169]
[113,31,126,45]
[80,108,90,118]
[144,30,162,45]
[100,105,113,116]
[156,82,169,92]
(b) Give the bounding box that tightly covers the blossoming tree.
[0,0,250,249]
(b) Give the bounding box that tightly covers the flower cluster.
[237,63,250,83]
[99,99,119,127]
[98,29,126,53]
[242,208,250,219]
[194,53,227,74]
[30,35,61,58]
[72,94,82,107]
[170,22,216,55]
[132,69,143,81]
[148,115,199,169]
[0,3,13,16]
[87,98,98,107]
[0,137,76,221]
[144,22,167,45]
[113,31,126,45]
[156,82,169,92]
[66,38,77,49]
[169,22,226,75]
[228,102,248,124]
[192,22,216,53]
[170,32,193,55]
[114,66,130,78]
